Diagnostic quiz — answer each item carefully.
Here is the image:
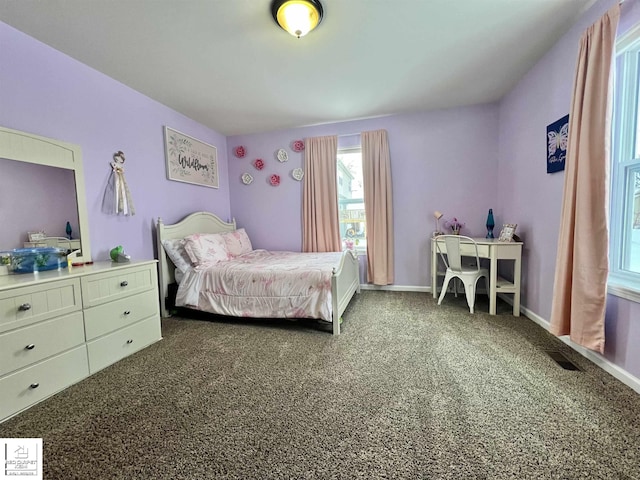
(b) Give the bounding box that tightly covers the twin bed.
[156,212,360,335]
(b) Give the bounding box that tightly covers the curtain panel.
[362,129,394,285]
[302,135,341,253]
[549,5,620,354]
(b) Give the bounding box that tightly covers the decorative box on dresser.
[0,260,162,423]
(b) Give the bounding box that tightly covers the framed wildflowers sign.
[164,127,218,188]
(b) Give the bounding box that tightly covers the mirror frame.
[0,126,92,263]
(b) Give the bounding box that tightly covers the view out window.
[337,148,366,251]
[610,25,640,297]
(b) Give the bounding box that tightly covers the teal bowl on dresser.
[1,247,68,274]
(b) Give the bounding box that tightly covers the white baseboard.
[500,295,640,395]
[359,284,430,293]
[360,284,478,294]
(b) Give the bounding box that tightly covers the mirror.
[0,126,92,263]
[0,157,80,249]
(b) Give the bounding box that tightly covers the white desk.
[431,237,523,316]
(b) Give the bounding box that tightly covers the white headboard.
[156,211,236,317]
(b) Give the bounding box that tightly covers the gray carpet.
[1,291,639,479]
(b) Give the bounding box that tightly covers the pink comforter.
[175,250,343,322]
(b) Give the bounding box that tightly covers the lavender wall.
[228,105,500,287]
[0,22,230,261]
[498,0,640,379]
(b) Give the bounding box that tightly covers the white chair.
[436,235,489,314]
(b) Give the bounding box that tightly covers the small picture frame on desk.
[499,224,517,242]
[27,231,46,242]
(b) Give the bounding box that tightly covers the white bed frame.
[156,212,361,335]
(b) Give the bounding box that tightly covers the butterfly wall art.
[547,114,569,173]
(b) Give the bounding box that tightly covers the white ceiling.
[0,0,595,136]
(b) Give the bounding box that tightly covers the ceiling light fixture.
[271,0,324,38]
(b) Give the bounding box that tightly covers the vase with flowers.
[445,217,465,235]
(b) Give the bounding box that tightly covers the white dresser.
[0,260,162,422]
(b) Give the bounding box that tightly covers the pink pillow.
[183,233,230,266]
[222,228,253,257]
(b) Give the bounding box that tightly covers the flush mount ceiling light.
[271,0,324,38]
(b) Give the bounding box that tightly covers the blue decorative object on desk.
[66,221,72,239]
[486,208,495,238]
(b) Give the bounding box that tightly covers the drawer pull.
[126,339,134,344]
[25,344,36,350]
[18,303,32,311]
[120,281,129,287]
[29,383,39,389]
[124,310,131,315]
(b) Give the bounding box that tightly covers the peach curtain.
[302,135,341,252]
[362,129,394,285]
[549,5,620,354]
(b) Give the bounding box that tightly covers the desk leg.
[513,257,521,317]
[431,242,438,299]
[489,254,497,315]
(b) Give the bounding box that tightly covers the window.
[610,24,640,300]
[337,147,366,251]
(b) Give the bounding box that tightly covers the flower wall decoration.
[253,158,265,170]
[292,168,304,181]
[241,173,253,185]
[269,174,281,186]
[292,140,305,152]
[234,146,246,158]
[276,148,288,162]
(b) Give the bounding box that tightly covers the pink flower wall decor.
[292,140,305,152]
[234,146,246,158]
[253,158,265,170]
[269,174,281,186]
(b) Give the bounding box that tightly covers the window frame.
[609,23,640,302]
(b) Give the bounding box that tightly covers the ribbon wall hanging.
[102,151,135,215]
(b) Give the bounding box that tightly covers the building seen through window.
[337,148,366,251]
[631,171,640,271]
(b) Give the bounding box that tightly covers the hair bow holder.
[102,151,135,216]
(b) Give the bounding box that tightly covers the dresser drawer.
[0,311,85,376]
[0,278,82,334]
[0,346,89,422]
[81,263,157,308]
[84,290,159,340]
[86,316,161,374]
